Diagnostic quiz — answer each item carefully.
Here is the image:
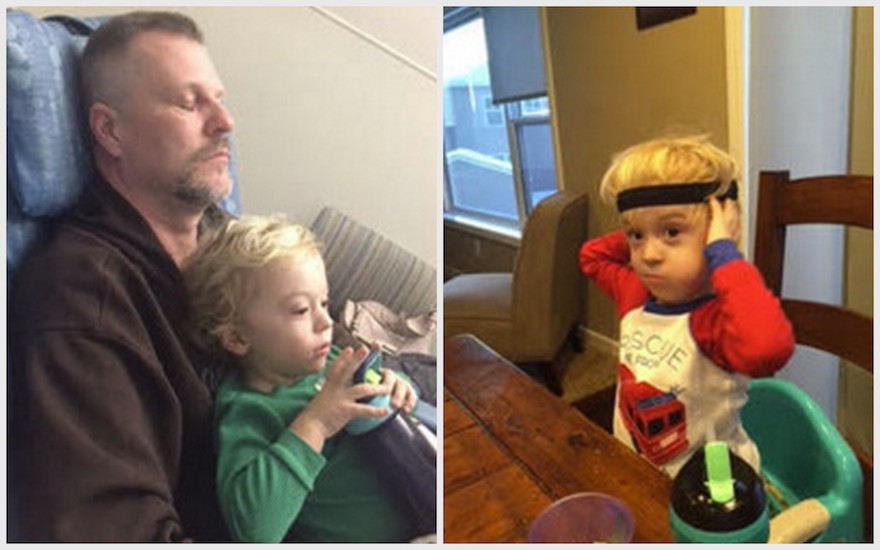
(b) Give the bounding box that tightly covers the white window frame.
[443,8,556,241]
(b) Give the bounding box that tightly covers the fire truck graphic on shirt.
[617,365,688,466]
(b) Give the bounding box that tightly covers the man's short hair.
[80,11,203,109]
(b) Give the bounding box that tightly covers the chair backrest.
[753,170,873,541]
[511,190,588,357]
[7,10,240,281]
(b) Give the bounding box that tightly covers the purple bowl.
[528,492,635,543]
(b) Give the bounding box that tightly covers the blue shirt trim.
[644,294,715,315]
[705,239,741,272]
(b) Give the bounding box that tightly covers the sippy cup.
[344,348,390,435]
[343,346,437,536]
[669,441,769,543]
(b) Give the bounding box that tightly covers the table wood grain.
[444,396,553,542]
[443,334,674,543]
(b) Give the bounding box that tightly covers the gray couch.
[310,206,437,399]
[310,206,437,325]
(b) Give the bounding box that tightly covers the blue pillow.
[7,11,101,218]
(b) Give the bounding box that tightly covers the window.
[647,418,665,438]
[443,9,557,235]
[520,97,548,116]
[483,97,503,126]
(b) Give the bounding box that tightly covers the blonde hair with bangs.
[184,214,321,350]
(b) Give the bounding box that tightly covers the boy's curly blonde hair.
[599,134,740,214]
[184,214,321,350]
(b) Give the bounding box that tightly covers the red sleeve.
[690,259,795,377]
[579,230,649,317]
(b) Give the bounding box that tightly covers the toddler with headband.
[579,135,794,478]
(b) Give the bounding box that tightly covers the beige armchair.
[444,190,588,366]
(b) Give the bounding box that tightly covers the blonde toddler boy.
[184,215,422,542]
[579,135,794,477]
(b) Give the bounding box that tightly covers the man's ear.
[88,102,124,158]
[219,326,251,357]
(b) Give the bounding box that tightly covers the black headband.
[616,180,738,213]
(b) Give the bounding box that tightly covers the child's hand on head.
[289,346,390,452]
[706,196,741,245]
[378,368,418,414]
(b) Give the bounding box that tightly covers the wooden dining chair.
[753,170,873,542]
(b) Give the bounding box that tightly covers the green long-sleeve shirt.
[214,350,411,543]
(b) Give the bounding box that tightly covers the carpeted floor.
[516,336,618,434]
[555,342,617,406]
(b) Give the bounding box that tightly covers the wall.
[749,7,853,420]
[21,6,438,266]
[444,225,517,280]
[845,6,873,315]
[542,6,729,338]
[839,6,873,455]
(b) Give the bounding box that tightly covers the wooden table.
[444,334,674,543]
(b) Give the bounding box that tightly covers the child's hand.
[378,368,418,414]
[706,196,741,245]
[289,347,390,453]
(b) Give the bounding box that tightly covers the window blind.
[482,7,547,104]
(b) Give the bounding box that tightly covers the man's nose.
[206,99,235,136]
